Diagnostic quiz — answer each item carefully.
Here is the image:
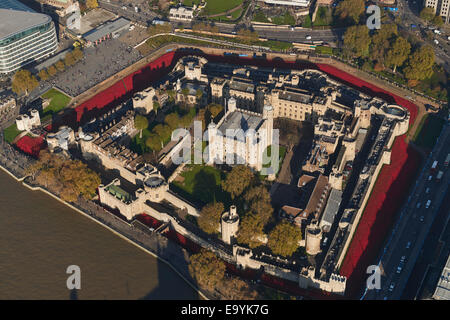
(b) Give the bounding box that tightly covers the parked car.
[306,35,312,40]
[426,200,431,209]
[406,241,411,249]
[389,283,395,292]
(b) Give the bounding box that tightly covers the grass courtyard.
[3,123,22,144]
[171,164,231,206]
[41,88,71,120]
[201,0,243,16]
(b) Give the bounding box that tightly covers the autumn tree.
[164,112,180,130]
[38,69,49,81]
[152,123,171,146]
[237,29,259,44]
[146,133,162,153]
[222,165,255,199]
[189,249,226,290]
[403,45,435,81]
[134,114,148,138]
[47,65,57,77]
[267,222,302,257]
[244,185,273,224]
[55,60,65,72]
[385,36,411,72]
[11,69,39,95]
[343,25,371,58]
[72,47,84,61]
[420,7,435,21]
[198,202,225,234]
[369,24,398,65]
[237,213,266,249]
[64,51,76,67]
[86,0,98,9]
[335,0,365,24]
[432,15,444,26]
[207,103,223,119]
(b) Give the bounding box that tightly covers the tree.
[55,60,65,72]
[196,89,203,102]
[188,249,226,290]
[207,103,223,119]
[335,0,365,24]
[134,114,148,138]
[237,29,259,44]
[146,133,162,153]
[72,47,84,61]
[153,101,160,111]
[11,69,38,95]
[164,112,180,130]
[198,202,224,234]
[86,0,98,9]
[38,69,49,81]
[385,37,411,72]
[343,25,371,58]
[403,45,435,81]
[432,15,444,26]
[267,222,302,257]
[64,52,76,67]
[47,65,57,77]
[237,213,266,248]
[244,185,273,224]
[370,24,398,64]
[152,123,171,147]
[420,7,435,22]
[222,165,255,199]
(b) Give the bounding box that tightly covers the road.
[363,120,450,300]
[396,0,450,72]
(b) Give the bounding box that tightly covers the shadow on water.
[139,236,199,300]
[69,289,78,300]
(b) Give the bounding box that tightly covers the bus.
[444,153,450,167]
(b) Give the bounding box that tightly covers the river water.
[0,170,198,300]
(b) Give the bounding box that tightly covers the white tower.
[221,205,240,245]
[227,97,237,113]
[305,220,322,256]
[263,104,273,146]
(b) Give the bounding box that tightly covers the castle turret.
[305,221,323,256]
[221,205,240,245]
[263,104,273,146]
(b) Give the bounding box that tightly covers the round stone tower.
[305,221,323,256]
[221,205,240,245]
[227,97,237,113]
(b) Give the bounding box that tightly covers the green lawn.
[253,10,270,23]
[313,6,333,27]
[209,7,243,21]
[261,144,287,177]
[201,0,243,16]
[413,114,445,149]
[171,164,231,206]
[41,88,71,118]
[182,0,202,6]
[3,123,22,144]
[271,12,296,26]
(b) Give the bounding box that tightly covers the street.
[363,120,450,300]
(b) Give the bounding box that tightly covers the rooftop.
[218,110,265,140]
[433,255,450,300]
[0,6,51,41]
[83,17,130,42]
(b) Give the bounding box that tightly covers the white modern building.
[169,6,194,21]
[0,0,58,74]
[424,0,450,23]
[262,0,311,7]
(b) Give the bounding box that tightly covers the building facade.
[0,0,58,74]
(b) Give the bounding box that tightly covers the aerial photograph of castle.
[0,0,449,308]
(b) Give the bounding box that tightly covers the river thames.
[0,170,198,299]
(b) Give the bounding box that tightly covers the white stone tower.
[221,205,240,245]
[263,104,274,146]
[227,97,237,113]
[305,220,323,256]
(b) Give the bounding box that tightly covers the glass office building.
[0,0,58,74]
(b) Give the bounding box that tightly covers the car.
[290,27,295,31]
[426,187,430,193]
[406,241,411,249]
[400,256,406,262]
[448,36,450,41]
[426,200,431,209]
[416,202,421,209]
[428,175,433,181]
[306,35,312,40]
[389,283,395,292]
[397,266,402,273]
[420,216,425,222]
